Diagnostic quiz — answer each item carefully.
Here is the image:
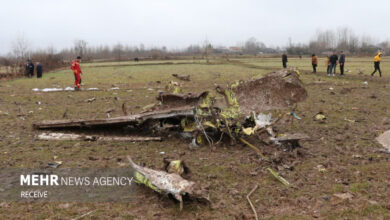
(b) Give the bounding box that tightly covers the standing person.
[25,60,34,78]
[282,53,288,68]
[326,56,331,75]
[25,60,29,77]
[36,62,43,78]
[329,51,338,76]
[71,56,83,90]
[371,52,383,77]
[311,54,318,73]
[339,51,346,75]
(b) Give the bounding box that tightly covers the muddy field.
[1,57,390,219]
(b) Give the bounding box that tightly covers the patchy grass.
[1,57,390,219]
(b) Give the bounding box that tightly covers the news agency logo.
[19,174,134,199]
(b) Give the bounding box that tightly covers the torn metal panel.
[231,70,307,114]
[157,91,209,108]
[33,107,194,129]
[36,132,162,142]
[376,130,390,151]
[127,156,208,210]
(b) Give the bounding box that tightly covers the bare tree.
[113,43,124,61]
[243,37,266,55]
[12,35,30,60]
[202,39,212,63]
[74,39,88,58]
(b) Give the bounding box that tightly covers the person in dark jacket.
[282,53,288,68]
[36,62,43,78]
[339,51,346,75]
[329,52,338,76]
[25,60,34,78]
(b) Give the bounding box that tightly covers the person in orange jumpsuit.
[71,56,82,90]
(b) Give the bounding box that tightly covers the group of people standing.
[282,51,383,77]
[324,51,345,76]
[25,59,43,78]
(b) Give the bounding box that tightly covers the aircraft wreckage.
[33,69,309,210]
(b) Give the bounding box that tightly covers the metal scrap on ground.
[32,87,99,92]
[33,69,308,148]
[127,156,209,211]
[36,132,162,142]
[172,73,191,81]
[31,69,309,211]
[376,130,390,152]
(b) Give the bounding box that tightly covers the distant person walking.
[339,51,346,75]
[282,53,288,68]
[36,62,43,78]
[25,60,34,78]
[311,54,318,73]
[371,52,383,77]
[329,52,338,76]
[71,56,83,90]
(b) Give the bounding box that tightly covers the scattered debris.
[316,164,326,172]
[86,97,96,103]
[71,210,96,220]
[240,138,266,159]
[333,192,353,200]
[314,112,326,122]
[172,74,191,81]
[344,118,355,123]
[46,161,62,168]
[267,168,290,186]
[270,133,310,149]
[369,94,377,99]
[163,159,190,176]
[340,88,352,94]
[36,132,162,142]
[0,111,9,116]
[291,111,302,120]
[377,149,390,154]
[376,130,390,151]
[166,81,182,94]
[32,87,99,92]
[246,184,259,220]
[254,113,273,128]
[127,156,209,211]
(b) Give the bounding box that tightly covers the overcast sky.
[1,0,390,54]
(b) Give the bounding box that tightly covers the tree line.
[0,27,389,77]
[287,27,389,55]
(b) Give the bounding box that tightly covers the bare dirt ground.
[1,57,390,219]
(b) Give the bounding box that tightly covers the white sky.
[1,0,389,54]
